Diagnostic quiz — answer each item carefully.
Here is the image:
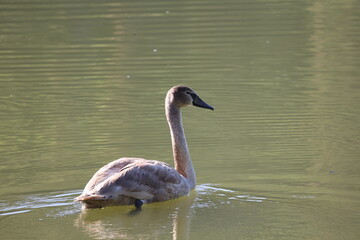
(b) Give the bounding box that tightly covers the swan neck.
[166,104,196,189]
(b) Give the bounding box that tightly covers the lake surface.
[1,0,359,239]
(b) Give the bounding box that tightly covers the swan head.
[166,86,214,110]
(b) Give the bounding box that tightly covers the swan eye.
[186,91,196,97]
[186,92,197,101]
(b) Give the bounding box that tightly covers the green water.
[1,0,359,239]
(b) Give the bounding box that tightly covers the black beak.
[190,93,214,111]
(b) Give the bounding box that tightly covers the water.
[1,0,360,239]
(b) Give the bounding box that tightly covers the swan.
[75,86,214,209]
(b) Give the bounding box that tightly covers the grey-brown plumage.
[75,86,213,209]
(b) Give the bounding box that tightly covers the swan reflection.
[75,191,196,240]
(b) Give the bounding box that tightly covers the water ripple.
[0,190,81,216]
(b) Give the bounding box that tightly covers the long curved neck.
[166,103,196,189]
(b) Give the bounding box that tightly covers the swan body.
[75,86,213,209]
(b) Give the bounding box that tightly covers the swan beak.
[192,95,214,110]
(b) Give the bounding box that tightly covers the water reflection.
[74,184,258,240]
[75,191,196,240]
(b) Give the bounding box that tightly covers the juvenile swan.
[75,86,214,209]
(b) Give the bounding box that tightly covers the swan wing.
[105,160,189,201]
[76,158,189,204]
